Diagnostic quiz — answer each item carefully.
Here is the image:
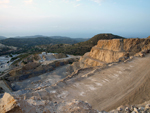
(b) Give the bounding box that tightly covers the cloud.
[76,0,81,1]
[49,0,54,3]
[92,0,103,4]
[74,4,81,7]
[0,0,9,4]
[62,0,69,3]
[24,0,33,4]
[0,0,10,8]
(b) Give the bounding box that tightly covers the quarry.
[0,37,150,113]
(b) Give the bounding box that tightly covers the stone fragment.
[125,107,131,112]
[133,107,139,113]
[145,104,150,109]
[0,93,23,113]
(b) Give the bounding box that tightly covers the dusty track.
[19,54,150,111]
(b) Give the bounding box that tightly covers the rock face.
[5,57,79,83]
[79,38,150,67]
[0,93,23,113]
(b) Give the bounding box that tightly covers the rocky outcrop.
[0,93,23,113]
[5,57,79,83]
[78,38,150,67]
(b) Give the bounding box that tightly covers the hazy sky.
[0,0,150,38]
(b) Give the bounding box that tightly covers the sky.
[0,0,150,38]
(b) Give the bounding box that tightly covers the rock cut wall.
[79,38,150,67]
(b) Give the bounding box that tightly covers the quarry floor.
[12,64,73,91]
[16,54,150,112]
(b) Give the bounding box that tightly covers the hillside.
[0,37,78,48]
[39,33,125,55]
[0,34,124,55]
[0,36,6,40]
[0,43,18,56]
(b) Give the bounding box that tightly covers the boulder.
[0,93,23,113]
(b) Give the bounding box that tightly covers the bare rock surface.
[78,38,150,68]
[0,93,23,113]
[7,54,149,112]
[0,93,99,113]
[11,64,74,91]
[1,38,150,113]
[4,57,79,83]
[57,99,99,113]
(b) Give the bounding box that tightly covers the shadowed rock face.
[5,57,79,83]
[79,38,150,67]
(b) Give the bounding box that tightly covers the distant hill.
[0,37,79,48]
[9,35,88,42]
[79,33,125,46]
[147,36,150,39]
[0,36,88,49]
[62,33,125,55]
[73,38,89,43]
[37,33,125,55]
[9,35,46,38]
[50,36,89,42]
[0,36,6,40]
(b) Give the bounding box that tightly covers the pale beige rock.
[89,48,126,63]
[133,107,139,113]
[78,38,150,68]
[145,104,150,109]
[97,39,123,51]
[0,93,23,113]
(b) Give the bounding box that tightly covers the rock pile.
[0,93,99,113]
[108,103,150,113]
[57,99,99,113]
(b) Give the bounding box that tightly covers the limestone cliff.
[78,38,150,67]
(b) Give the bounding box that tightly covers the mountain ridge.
[44,33,125,55]
[0,36,6,40]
